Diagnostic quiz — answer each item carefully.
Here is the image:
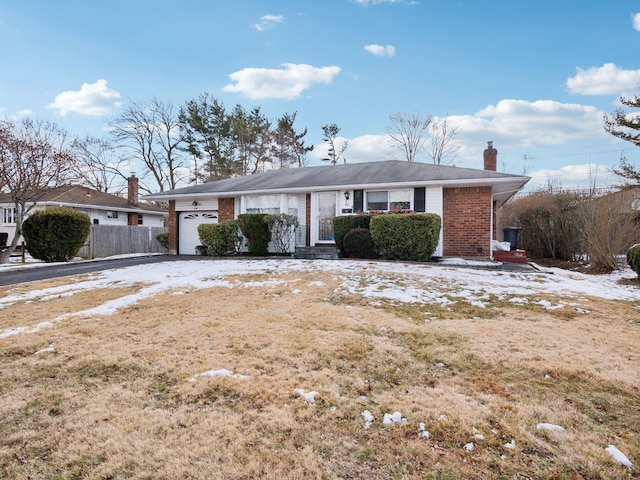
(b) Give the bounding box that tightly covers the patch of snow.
[294,388,318,403]
[536,423,565,432]
[382,411,407,425]
[34,343,55,355]
[605,445,633,468]
[464,442,474,451]
[418,423,430,439]
[362,410,374,429]
[504,439,516,449]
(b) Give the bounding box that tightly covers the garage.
[178,211,218,255]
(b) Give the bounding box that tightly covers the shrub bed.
[22,207,90,262]
[237,214,271,256]
[198,220,242,256]
[333,214,372,252]
[343,228,377,259]
[370,213,441,262]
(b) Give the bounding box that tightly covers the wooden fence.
[77,225,168,259]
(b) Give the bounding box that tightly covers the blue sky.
[2,0,640,192]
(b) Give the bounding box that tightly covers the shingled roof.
[145,160,530,205]
[0,185,166,214]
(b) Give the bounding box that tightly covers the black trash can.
[503,227,521,251]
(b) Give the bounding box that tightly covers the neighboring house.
[144,143,530,258]
[0,175,167,245]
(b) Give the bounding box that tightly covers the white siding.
[424,186,444,257]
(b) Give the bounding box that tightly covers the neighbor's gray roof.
[145,160,530,205]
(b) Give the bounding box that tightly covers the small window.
[2,207,17,224]
[389,189,411,210]
[137,214,143,225]
[107,210,118,219]
[93,218,99,225]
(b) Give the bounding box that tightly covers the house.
[0,175,167,246]
[144,143,530,258]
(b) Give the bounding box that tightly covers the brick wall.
[218,197,235,222]
[442,186,492,257]
[168,200,177,255]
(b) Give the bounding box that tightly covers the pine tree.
[604,90,640,182]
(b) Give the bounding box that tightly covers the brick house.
[144,143,530,258]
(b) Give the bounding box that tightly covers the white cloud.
[311,134,394,164]
[47,79,121,116]
[633,12,640,32]
[364,44,395,57]
[526,163,619,192]
[10,109,33,120]
[566,63,640,95]
[223,63,341,100]
[254,14,284,31]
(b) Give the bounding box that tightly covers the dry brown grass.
[1,265,639,479]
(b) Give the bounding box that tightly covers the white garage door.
[179,211,218,255]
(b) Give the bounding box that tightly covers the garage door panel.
[179,211,218,255]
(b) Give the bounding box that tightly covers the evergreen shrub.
[343,228,377,259]
[155,232,169,249]
[198,220,242,256]
[628,244,640,278]
[22,207,90,262]
[333,214,372,250]
[370,213,441,262]
[237,214,271,256]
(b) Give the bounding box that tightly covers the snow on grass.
[1,258,638,341]
[294,388,318,403]
[605,445,634,468]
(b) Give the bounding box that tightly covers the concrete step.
[293,245,339,260]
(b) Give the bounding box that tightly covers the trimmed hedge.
[628,244,640,278]
[333,214,372,250]
[22,207,90,262]
[343,228,377,259]
[370,213,441,262]
[237,213,271,256]
[198,220,242,256]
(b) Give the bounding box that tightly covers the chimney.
[483,141,497,171]
[127,174,139,207]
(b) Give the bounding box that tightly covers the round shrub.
[370,213,441,262]
[22,207,90,262]
[628,244,640,278]
[333,214,372,251]
[237,214,271,256]
[343,228,377,259]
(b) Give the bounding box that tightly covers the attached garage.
[178,211,218,255]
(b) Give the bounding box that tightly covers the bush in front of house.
[155,232,169,249]
[22,207,91,262]
[628,244,640,278]
[370,213,441,262]
[237,213,271,256]
[343,228,377,259]
[198,220,242,256]
[333,214,372,251]
[265,213,299,254]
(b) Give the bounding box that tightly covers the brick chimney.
[127,174,139,207]
[483,141,497,171]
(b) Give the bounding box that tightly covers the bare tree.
[321,123,348,164]
[387,112,432,162]
[110,97,187,194]
[71,135,129,194]
[0,118,74,263]
[427,117,463,165]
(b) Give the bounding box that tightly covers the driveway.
[0,255,203,287]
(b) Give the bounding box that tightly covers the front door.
[317,191,337,243]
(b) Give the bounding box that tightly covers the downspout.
[490,193,495,261]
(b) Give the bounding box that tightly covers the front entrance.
[317,191,337,243]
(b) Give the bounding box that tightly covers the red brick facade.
[218,198,235,222]
[168,200,177,255]
[442,186,492,257]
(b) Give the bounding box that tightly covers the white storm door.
[317,191,337,243]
